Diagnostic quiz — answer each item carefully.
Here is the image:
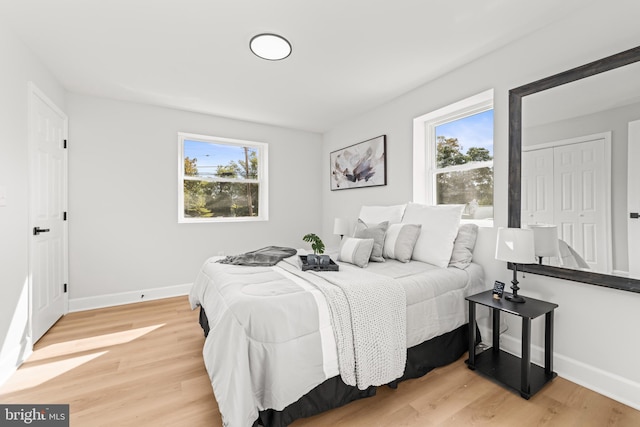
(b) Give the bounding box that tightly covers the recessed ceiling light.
[250,33,292,61]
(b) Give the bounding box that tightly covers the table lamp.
[527,224,559,264]
[495,227,535,303]
[333,218,350,240]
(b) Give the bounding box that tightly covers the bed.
[189,203,487,427]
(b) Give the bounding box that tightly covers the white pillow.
[449,223,479,269]
[401,203,464,268]
[358,204,406,225]
[382,223,421,263]
[337,237,375,268]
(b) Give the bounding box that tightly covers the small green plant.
[302,233,325,255]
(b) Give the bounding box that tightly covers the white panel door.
[521,147,554,226]
[554,139,608,273]
[629,120,640,278]
[29,84,68,343]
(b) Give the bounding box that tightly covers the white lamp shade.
[527,224,560,257]
[333,218,350,236]
[495,227,535,264]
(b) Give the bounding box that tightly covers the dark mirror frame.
[508,45,640,293]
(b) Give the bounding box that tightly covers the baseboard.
[500,333,640,411]
[611,269,629,278]
[68,283,193,312]
[0,338,32,387]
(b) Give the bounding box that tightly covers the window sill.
[179,216,268,224]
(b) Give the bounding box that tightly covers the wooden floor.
[1,297,639,427]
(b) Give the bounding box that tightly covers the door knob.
[33,227,51,235]
[631,212,639,219]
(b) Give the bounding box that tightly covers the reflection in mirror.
[509,45,640,292]
[528,224,560,264]
[521,61,640,279]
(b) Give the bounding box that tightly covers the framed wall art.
[330,135,387,190]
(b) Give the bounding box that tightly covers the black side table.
[466,290,558,399]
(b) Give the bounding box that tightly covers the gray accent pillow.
[449,223,479,269]
[337,237,375,268]
[382,223,421,263]
[354,219,388,262]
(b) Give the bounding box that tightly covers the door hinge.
[63,139,67,149]
[63,211,67,221]
[64,283,68,293]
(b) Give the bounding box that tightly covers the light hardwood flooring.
[1,296,638,426]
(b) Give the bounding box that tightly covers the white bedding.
[189,252,485,427]
[364,258,485,346]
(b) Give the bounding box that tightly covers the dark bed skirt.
[198,307,478,427]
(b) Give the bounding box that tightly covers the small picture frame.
[492,281,505,299]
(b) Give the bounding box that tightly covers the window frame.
[177,132,269,223]
[412,89,494,225]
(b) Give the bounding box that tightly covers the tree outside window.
[412,89,493,224]
[434,110,493,220]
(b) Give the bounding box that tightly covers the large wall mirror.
[509,45,640,293]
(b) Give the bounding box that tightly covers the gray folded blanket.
[217,246,298,266]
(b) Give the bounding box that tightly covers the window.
[178,132,268,222]
[413,90,494,223]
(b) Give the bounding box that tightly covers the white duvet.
[189,252,485,427]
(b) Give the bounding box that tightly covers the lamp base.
[507,264,526,303]
[505,293,526,303]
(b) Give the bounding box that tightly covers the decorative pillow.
[354,219,388,262]
[401,203,464,268]
[337,237,375,268]
[449,223,479,269]
[382,223,421,263]
[358,204,406,225]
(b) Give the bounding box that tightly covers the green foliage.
[436,136,493,207]
[216,163,239,178]
[466,146,492,162]
[184,156,199,176]
[436,136,468,167]
[302,233,325,255]
[184,157,213,217]
[183,147,260,218]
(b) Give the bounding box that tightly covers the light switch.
[0,185,6,207]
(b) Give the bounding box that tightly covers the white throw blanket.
[279,260,407,389]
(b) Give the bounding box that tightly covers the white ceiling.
[1,0,594,133]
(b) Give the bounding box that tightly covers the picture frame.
[330,135,387,190]
[492,280,505,299]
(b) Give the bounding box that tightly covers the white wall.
[66,93,322,309]
[0,25,67,383]
[322,0,640,410]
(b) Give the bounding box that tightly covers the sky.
[435,109,494,156]
[184,140,255,177]
[184,109,494,177]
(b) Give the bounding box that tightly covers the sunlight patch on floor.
[29,324,166,362]
[0,351,108,394]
